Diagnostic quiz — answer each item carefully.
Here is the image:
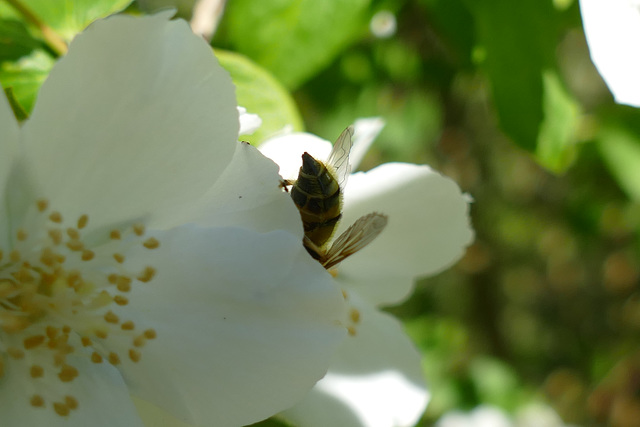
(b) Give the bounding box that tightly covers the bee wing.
[322,212,388,270]
[325,126,354,189]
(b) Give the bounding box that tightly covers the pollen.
[53,402,70,416]
[36,199,49,212]
[343,296,361,337]
[65,395,79,410]
[114,295,129,306]
[30,365,44,378]
[137,266,156,283]
[49,211,63,223]
[143,329,157,340]
[108,352,121,365]
[48,229,63,245]
[9,250,20,263]
[66,240,84,251]
[129,349,141,363]
[30,395,45,407]
[133,223,145,236]
[104,311,120,324]
[16,229,28,241]
[77,215,89,230]
[143,237,160,249]
[116,276,132,292]
[133,335,146,347]
[24,335,46,349]
[349,308,361,324]
[58,365,79,382]
[0,200,161,417]
[66,228,80,240]
[7,347,25,359]
[121,321,135,331]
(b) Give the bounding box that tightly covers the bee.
[285,126,388,270]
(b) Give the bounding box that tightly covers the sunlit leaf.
[223,0,371,89]
[12,0,133,42]
[0,49,54,113]
[215,49,304,144]
[535,70,581,173]
[0,18,42,62]
[597,121,640,201]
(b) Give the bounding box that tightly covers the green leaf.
[8,0,133,42]
[215,49,304,144]
[419,0,475,67]
[596,121,640,202]
[0,18,42,62]
[467,0,557,151]
[223,0,371,89]
[535,70,580,173]
[0,49,54,113]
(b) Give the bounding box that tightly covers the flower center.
[0,199,159,417]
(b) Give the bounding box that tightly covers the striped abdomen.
[290,152,342,251]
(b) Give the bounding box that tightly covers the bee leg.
[279,179,295,193]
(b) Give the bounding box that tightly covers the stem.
[4,0,68,56]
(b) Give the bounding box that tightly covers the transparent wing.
[325,126,354,189]
[322,212,388,270]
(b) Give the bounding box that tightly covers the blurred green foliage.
[3,0,640,425]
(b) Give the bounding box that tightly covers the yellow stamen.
[49,211,63,223]
[30,395,45,407]
[77,215,89,230]
[30,365,44,378]
[143,237,160,249]
[133,223,145,236]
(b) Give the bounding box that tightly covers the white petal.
[436,406,512,427]
[580,0,640,106]
[350,118,385,171]
[281,294,428,427]
[337,163,473,306]
[0,88,21,248]
[134,398,197,427]
[113,225,345,426]
[259,133,333,181]
[163,141,303,236]
[238,106,262,135]
[22,12,238,231]
[0,351,143,426]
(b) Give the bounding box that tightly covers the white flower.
[580,0,640,106]
[238,106,263,135]
[436,404,578,427]
[0,12,346,427]
[436,406,512,427]
[259,119,474,427]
